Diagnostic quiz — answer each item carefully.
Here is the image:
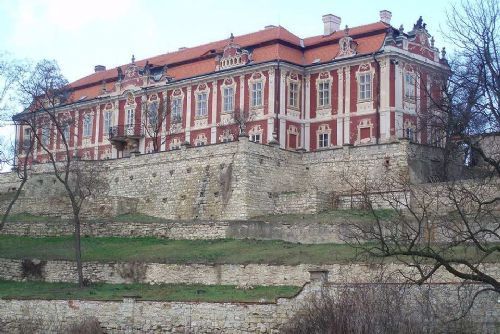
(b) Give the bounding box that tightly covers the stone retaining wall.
[0,139,434,221]
[2,258,499,287]
[0,281,497,334]
[0,219,346,243]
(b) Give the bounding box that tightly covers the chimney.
[322,14,341,35]
[178,47,187,51]
[264,25,277,30]
[94,65,106,73]
[379,10,392,24]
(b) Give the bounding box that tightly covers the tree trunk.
[73,212,84,287]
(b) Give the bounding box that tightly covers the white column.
[211,80,217,144]
[380,58,391,141]
[279,71,286,148]
[304,75,311,150]
[337,68,344,145]
[267,70,275,143]
[185,86,192,143]
[239,75,244,112]
[395,64,403,110]
[343,67,350,144]
[394,64,403,139]
[95,106,100,144]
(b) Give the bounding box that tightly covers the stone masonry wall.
[0,219,347,243]
[2,258,499,287]
[0,139,446,220]
[0,281,498,333]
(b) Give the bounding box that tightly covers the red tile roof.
[69,22,388,100]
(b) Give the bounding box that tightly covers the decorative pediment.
[216,33,252,71]
[336,26,357,59]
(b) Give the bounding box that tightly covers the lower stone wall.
[0,282,498,334]
[0,219,346,243]
[2,258,499,287]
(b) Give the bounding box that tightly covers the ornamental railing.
[108,124,144,140]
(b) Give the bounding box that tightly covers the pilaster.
[304,75,311,150]
[185,86,192,143]
[211,80,217,143]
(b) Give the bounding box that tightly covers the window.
[83,115,92,137]
[62,123,70,142]
[126,108,135,127]
[251,82,263,107]
[358,73,372,100]
[172,98,182,123]
[250,133,261,143]
[405,128,415,141]
[318,133,329,148]
[223,87,234,112]
[23,128,31,150]
[289,82,298,108]
[148,102,159,127]
[405,73,415,100]
[196,92,208,117]
[41,126,50,146]
[318,81,330,107]
[104,111,112,134]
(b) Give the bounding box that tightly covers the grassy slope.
[0,280,300,302]
[0,236,362,265]
[1,235,497,264]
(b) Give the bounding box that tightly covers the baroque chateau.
[14,10,449,161]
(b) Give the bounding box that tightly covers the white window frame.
[251,81,263,107]
[318,81,330,107]
[104,111,112,134]
[318,133,329,148]
[147,101,159,127]
[289,82,299,108]
[223,86,234,113]
[23,127,31,150]
[62,123,70,143]
[250,133,261,143]
[126,108,135,128]
[196,92,208,117]
[172,97,183,123]
[83,115,92,138]
[358,72,372,101]
[404,72,416,100]
[41,125,50,146]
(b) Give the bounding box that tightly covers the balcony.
[108,124,144,142]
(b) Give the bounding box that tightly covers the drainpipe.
[373,53,381,144]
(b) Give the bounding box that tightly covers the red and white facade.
[15,11,449,162]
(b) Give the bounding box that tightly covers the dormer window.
[217,33,251,71]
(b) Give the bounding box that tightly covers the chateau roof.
[69,21,390,101]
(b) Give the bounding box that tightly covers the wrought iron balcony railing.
[108,124,144,141]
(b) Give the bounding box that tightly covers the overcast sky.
[0,0,457,148]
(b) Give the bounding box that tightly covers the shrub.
[21,259,46,280]
[281,284,481,334]
[66,316,103,334]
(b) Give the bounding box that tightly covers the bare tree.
[141,92,171,152]
[340,0,500,306]
[10,60,108,287]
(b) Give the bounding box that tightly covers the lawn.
[0,236,363,265]
[0,280,301,302]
